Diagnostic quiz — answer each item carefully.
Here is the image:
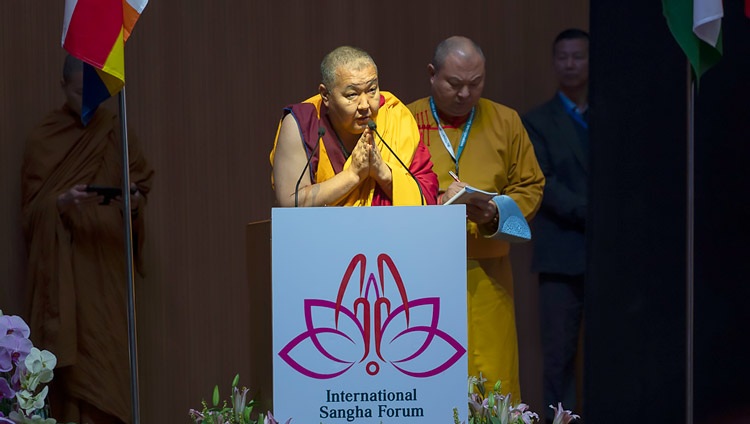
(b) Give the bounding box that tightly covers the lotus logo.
[278,253,466,379]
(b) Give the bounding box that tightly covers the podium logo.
[278,253,465,379]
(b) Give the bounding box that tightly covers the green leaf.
[212,385,220,407]
[243,405,252,422]
[232,373,240,388]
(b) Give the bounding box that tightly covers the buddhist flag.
[662,0,723,81]
[62,0,148,124]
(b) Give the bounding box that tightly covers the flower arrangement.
[0,310,59,424]
[453,374,579,424]
[188,374,291,424]
[190,373,577,424]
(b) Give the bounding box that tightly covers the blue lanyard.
[429,97,475,176]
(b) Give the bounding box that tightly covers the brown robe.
[21,104,154,423]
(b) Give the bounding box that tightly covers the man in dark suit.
[522,28,589,424]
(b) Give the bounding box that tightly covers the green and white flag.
[663,0,723,81]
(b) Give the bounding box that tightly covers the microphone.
[294,126,325,207]
[367,120,425,205]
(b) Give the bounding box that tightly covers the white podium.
[270,206,467,423]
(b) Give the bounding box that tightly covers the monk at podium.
[270,46,438,207]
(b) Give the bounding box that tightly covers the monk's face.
[429,51,485,118]
[320,63,380,140]
[62,71,83,117]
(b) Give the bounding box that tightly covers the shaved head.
[320,46,377,88]
[431,36,485,72]
[428,36,486,118]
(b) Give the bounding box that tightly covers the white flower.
[15,386,48,415]
[232,386,249,420]
[493,393,511,424]
[510,402,539,424]
[21,348,56,391]
[25,348,56,380]
[467,375,478,394]
[550,402,580,424]
[0,314,59,423]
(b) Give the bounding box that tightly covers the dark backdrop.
[587,0,750,422]
[693,2,750,422]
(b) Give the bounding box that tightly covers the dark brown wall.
[1,2,587,421]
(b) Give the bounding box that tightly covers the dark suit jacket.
[522,95,588,275]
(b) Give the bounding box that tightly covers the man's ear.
[319,84,329,105]
[427,64,436,85]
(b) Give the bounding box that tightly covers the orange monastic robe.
[21,105,154,423]
[270,91,438,206]
[408,97,545,402]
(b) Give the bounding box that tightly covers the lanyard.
[429,97,475,176]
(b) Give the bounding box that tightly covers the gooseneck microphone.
[294,126,326,207]
[367,120,425,205]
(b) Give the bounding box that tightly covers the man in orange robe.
[270,46,438,207]
[408,36,545,403]
[21,55,154,424]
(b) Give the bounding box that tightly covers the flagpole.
[685,61,695,424]
[118,86,142,424]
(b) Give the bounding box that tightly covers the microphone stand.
[294,127,325,207]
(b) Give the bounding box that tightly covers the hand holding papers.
[443,170,498,205]
[443,185,498,205]
[443,172,531,242]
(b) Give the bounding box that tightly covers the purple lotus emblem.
[278,253,465,379]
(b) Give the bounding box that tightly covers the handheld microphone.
[367,120,425,205]
[294,126,325,207]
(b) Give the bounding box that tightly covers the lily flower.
[510,402,539,424]
[550,402,580,424]
[264,411,292,424]
[467,375,478,394]
[187,408,205,421]
[232,386,248,420]
[493,393,511,424]
[468,392,484,417]
[264,411,278,424]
